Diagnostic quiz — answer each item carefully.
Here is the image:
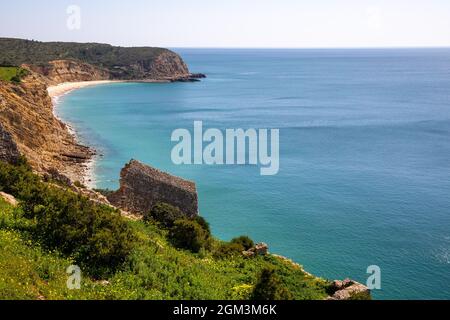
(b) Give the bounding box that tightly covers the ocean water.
[57,49,450,299]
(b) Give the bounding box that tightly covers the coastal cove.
[55,49,450,300]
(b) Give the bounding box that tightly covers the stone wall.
[108,160,198,217]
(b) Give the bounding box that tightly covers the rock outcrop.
[243,243,269,258]
[327,279,371,300]
[108,160,198,217]
[0,122,20,164]
[0,191,18,206]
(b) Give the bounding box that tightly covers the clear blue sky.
[1,0,450,48]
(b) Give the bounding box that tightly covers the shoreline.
[47,80,125,99]
[48,80,124,188]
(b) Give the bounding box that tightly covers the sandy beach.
[47,80,123,99]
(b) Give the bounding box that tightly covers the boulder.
[327,279,370,300]
[242,243,269,258]
[0,191,18,206]
[255,243,269,255]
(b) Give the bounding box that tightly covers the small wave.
[432,247,450,264]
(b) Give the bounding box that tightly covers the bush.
[214,242,245,258]
[73,180,86,189]
[0,161,135,277]
[32,188,135,276]
[145,202,185,228]
[231,236,254,251]
[10,75,21,83]
[195,215,211,235]
[169,219,208,253]
[252,268,293,300]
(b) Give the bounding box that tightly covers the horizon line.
[168,45,450,50]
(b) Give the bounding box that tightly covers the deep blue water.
[57,49,450,299]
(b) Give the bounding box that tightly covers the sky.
[1,0,450,48]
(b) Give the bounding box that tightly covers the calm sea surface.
[57,49,450,299]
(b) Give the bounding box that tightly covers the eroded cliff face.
[26,60,111,83]
[146,51,190,80]
[0,72,93,182]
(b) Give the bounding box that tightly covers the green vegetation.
[0,160,330,300]
[73,180,86,189]
[252,268,293,300]
[0,38,170,79]
[0,66,29,83]
[231,236,255,251]
[169,219,210,253]
[145,202,186,228]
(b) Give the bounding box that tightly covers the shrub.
[214,242,245,258]
[10,75,21,83]
[73,180,86,189]
[194,215,211,235]
[145,202,185,228]
[169,219,208,253]
[252,268,293,300]
[231,236,254,251]
[0,161,135,276]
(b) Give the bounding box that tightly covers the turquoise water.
[57,49,450,299]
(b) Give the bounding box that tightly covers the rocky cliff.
[108,160,198,217]
[26,60,111,83]
[0,71,93,182]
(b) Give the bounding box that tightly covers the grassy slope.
[0,67,28,82]
[0,196,329,300]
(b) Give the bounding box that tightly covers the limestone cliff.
[26,60,111,84]
[0,72,93,182]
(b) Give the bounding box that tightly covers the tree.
[169,219,208,253]
[145,202,185,228]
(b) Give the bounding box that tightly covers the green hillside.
[0,38,167,68]
[0,66,29,83]
[0,160,330,300]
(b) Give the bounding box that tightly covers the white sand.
[47,80,123,99]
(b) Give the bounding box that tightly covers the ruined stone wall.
[108,160,198,217]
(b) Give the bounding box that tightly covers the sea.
[56,48,450,299]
